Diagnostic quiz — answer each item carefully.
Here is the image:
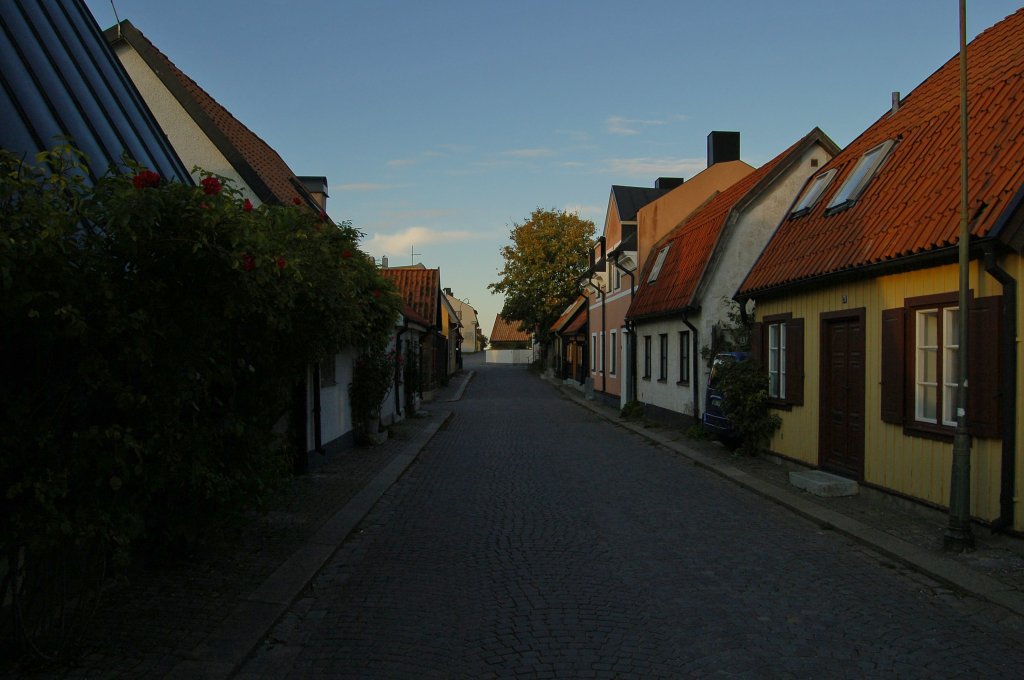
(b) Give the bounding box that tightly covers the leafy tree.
[488,208,594,342]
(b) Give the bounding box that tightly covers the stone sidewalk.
[550,378,1024,620]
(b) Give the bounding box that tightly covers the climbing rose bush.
[0,144,401,568]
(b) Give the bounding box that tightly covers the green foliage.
[0,144,401,577]
[684,424,712,440]
[620,400,645,420]
[488,208,595,343]
[715,360,781,456]
[350,346,397,422]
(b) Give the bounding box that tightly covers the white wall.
[114,44,260,204]
[309,347,356,450]
[635,319,697,416]
[486,349,534,364]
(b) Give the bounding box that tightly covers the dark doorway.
[819,310,866,479]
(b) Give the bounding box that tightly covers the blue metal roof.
[0,0,188,182]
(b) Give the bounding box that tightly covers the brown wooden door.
[819,313,865,479]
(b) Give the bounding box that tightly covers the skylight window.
[790,168,837,217]
[648,245,670,283]
[825,139,896,214]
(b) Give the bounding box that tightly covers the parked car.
[702,351,748,448]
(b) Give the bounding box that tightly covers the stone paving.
[15,352,1024,678]
[14,393,453,678]
[238,360,1024,679]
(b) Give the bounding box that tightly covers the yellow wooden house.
[736,9,1024,533]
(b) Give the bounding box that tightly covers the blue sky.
[85,0,1022,337]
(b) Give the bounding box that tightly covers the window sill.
[642,376,651,381]
[676,380,690,387]
[902,423,954,443]
[657,379,668,384]
[767,399,794,412]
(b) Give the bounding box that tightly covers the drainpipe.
[584,278,606,394]
[312,362,323,455]
[612,253,637,403]
[682,311,701,421]
[983,245,1017,532]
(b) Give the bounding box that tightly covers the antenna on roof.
[110,0,122,37]
[410,245,421,265]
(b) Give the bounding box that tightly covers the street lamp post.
[945,0,974,551]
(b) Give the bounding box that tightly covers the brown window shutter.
[880,307,906,424]
[967,295,1001,438]
[785,318,804,405]
[749,321,763,368]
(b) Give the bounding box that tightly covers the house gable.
[627,129,839,321]
[105,20,319,209]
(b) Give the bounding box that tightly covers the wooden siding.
[755,258,1019,528]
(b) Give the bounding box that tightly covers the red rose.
[276,257,287,269]
[132,170,160,189]
[201,176,222,195]
[242,198,253,212]
[292,197,302,206]
[242,254,255,271]
[372,290,381,298]
[200,202,209,209]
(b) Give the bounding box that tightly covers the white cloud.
[387,159,417,167]
[501,148,554,158]
[606,114,689,135]
[334,182,396,192]
[599,157,706,178]
[563,203,605,222]
[364,226,485,257]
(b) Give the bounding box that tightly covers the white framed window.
[609,330,617,375]
[826,139,896,213]
[591,333,597,372]
[648,245,670,283]
[600,331,605,371]
[768,322,786,399]
[915,306,960,426]
[643,335,652,379]
[791,168,837,217]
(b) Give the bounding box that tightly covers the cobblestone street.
[238,361,1024,679]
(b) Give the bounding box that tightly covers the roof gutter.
[736,241,992,304]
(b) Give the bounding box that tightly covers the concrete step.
[788,470,859,497]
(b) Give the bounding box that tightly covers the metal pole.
[945,0,974,551]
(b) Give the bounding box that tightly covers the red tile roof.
[107,21,318,208]
[490,314,532,343]
[740,8,1024,297]
[550,296,587,333]
[627,129,834,320]
[381,268,440,327]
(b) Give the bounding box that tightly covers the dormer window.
[825,139,896,214]
[648,245,670,283]
[790,168,837,218]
